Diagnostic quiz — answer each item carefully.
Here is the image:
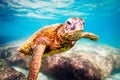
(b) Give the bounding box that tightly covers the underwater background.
[0,0,120,48]
[0,0,120,80]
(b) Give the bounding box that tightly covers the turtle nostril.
[70,25,75,30]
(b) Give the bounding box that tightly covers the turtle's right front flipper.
[28,43,46,80]
[80,32,99,41]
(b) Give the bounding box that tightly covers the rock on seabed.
[41,54,101,80]
[0,59,27,80]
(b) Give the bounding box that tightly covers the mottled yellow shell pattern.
[18,24,66,56]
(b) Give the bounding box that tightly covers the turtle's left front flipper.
[80,32,99,41]
[28,43,46,80]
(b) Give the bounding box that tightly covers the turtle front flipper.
[80,32,99,41]
[28,43,46,80]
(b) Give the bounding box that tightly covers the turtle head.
[64,18,84,32]
[63,18,84,40]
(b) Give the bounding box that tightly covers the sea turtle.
[18,18,99,80]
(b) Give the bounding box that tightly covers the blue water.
[0,0,120,48]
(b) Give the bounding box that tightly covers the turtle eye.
[67,21,71,25]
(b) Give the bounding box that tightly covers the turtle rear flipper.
[28,43,46,80]
[80,32,99,41]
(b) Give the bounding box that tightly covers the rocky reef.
[0,59,27,80]
[40,43,120,80]
[41,54,101,80]
[0,41,120,80]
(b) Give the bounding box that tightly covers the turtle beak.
[75,23,83,31]
[70,20,84,31]
[76,19,84,31]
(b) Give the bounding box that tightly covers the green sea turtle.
[18,18,99,80]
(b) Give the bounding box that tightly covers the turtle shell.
[18,24,64,56]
